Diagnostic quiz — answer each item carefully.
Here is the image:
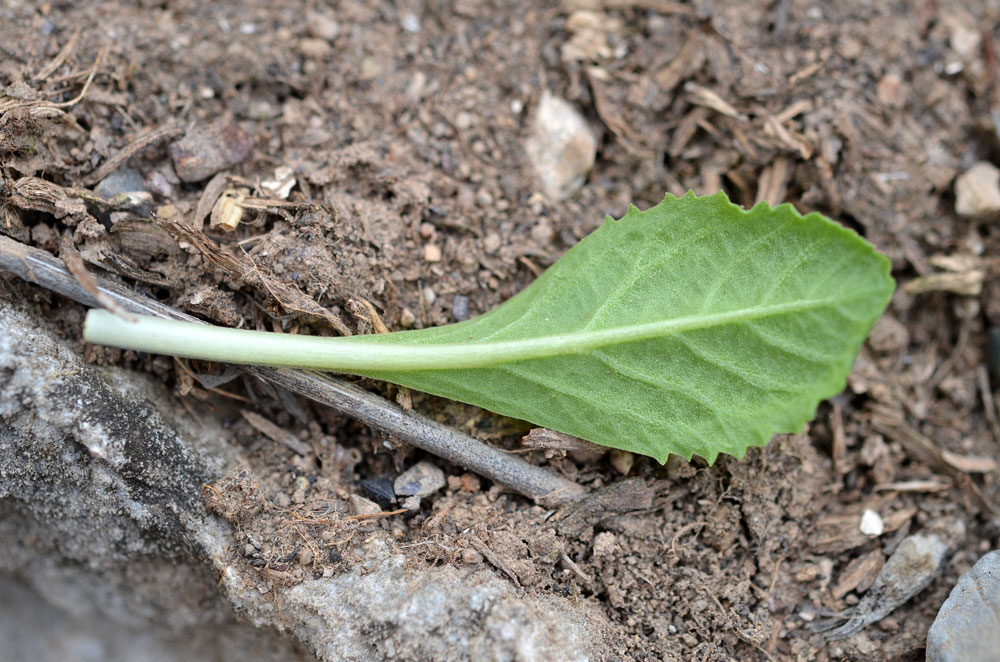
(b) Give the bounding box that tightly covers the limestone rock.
[526,92,597,200]
[955,161,1000,220]
[0,294,606,661]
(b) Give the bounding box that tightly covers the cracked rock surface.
[0,292,602,662]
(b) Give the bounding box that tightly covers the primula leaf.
[85,192,894,464]
[347,191,893,463]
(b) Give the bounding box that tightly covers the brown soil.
[3,1,999,660]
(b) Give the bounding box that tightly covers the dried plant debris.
[814,534,950,640]
[157,220,352,335]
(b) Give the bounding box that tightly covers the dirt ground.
[2,0,999,660]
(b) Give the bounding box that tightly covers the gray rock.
[94,169,146,199]
[0,294,606,661]
[927,550,1000,662]
[394,461,446,498]
[0,576,301,662]
[0,296,307,660]
[227,537,600,662]
[452,294,470,321]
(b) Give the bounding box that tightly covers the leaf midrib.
[349,290,880,372]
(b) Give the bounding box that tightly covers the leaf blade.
[350,191,893,462]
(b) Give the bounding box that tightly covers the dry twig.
[0,235,587,507]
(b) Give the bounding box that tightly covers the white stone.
[955,162,1000,220]
[525,92,597,200]
[860,509,884,536]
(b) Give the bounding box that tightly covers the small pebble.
[608,449,634,475]
[94,169,146,199]
[328,548,342,563]
[419,222,436,239]
[401,495,422,511]
[260,165,296,199]
[144,171,174,198]
[926,550,1000,662]
[307,12,340,42]
[860,509,884,536]
[401,13,421,33]
[461,548,483,565]
[525,92,597,200]
[274,492,291,508]
[399,308,416,328]
[592,532,618,558]
[298,38,331,59]
[349,494,382,517]
[298,548,313,566]
[452,295,470,321]
[531,220,554,245]
[359,477,396,507]
[169,121,254,182]
[875,72,905,108]
[394,461,446,498]
[483,232,501,254]
[424,243,442,262]
[955,161,1000,220]
[475,188,494,207]
[458,473,480,492]
[423,287,436,305]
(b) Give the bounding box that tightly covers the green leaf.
[84,192,894,463]
[340,191,893,462]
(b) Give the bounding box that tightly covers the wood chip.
[829,402,850,475]
[469,535,520,587]
[903,270,984,296]
[873,479,952,493]
[763,115,813,159]
[668,106,710,157]
[241,410,312,456]
[210,187,249,231]
[940,449,997,474]
[551,478,654,538]
[756,156,790,206]
[871,409,998,516]
[194,173,230,232]
[832,549,885,599]
[774,98,814,124]
[60,236,134,321]
[521,428,604,453]
[684,82,747,120]
[603,0,697,15]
